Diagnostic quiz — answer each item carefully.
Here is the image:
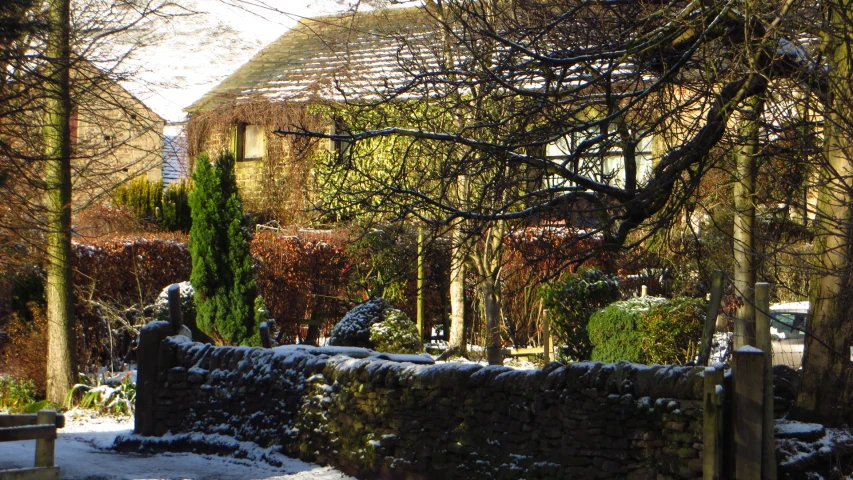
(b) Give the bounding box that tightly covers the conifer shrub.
[588,296,665,363]
[111,177,162,221]
[189,152,259,346]
[111,177,192,232]
[369,308,424,354]
[539,268,621,360]
[160,181,193,232]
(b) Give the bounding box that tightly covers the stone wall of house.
[196,124,307,218]
[135,330,710,480]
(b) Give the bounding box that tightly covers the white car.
[769,301,809,369]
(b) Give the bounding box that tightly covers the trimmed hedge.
[588,297,664,363]
[639,297,705,365]
[588,296,704,365]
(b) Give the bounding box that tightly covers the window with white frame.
[238,124,265,161]
[544,128,653,189]
[328,119,351,156]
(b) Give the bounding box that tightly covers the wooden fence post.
[699,270,724,365]
[134,321,173,436]
[542,309,551,363]
[703,367,724,480]
[754,282,776,480]
[167,283,183,333]
[34,410,56,468]
[733,347,765,480]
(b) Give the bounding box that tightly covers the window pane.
[244,125,265,159]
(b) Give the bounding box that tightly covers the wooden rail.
[501,347,546,359]
[0,410,64,480]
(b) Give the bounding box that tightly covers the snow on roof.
[185,7,441,112]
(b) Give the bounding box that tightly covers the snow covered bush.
[153,281,195,324]
[328,298,392,348]
[369,308,423,354]
[588,296,665,363]
[539,268,621,361]
[589,296,704,365]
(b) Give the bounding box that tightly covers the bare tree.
[281,0,788,356]
[1,0,179,402]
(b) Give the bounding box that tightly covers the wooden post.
[754,282,776,480]
[733,347,765,480]
[416,226,425,340]
[703,367,724,480]
[134,321,173,436]
[34,410,56,468]
[640,285,647,297]
[167,283,183,333]
[542,309,551,363]
[259,322,271,348]
[699,270,725,365]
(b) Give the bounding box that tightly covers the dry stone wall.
[135,331,708,480]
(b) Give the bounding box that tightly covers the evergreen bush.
[369,308,424,354]
[160,181,192,232]
[111,176,161,220]
[539,268,621,360]
[639,297,704,364]
[588,296,665,363]
[329,297,392,348]
[188,152,259,346]
[111,177,192,232]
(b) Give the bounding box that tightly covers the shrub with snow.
[369,308,424,354]
[328,298,392,348]
[587,296,665,363]
[153,281,196,325]
[588,296,704,365]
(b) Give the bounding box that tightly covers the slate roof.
[185,7,439,112]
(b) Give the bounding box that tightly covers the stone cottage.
[184,5,683,226]
[184,6,448,223]
[71,62,165,206]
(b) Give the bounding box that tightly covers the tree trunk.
[732,95,763,349]
[448,227,467,356]
[43,0,76,405]
[481,277,503,365]
[416,226,426,340]
[793,0,853,425]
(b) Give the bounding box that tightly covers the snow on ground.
[0,412,354,480]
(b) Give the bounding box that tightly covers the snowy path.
[0,415,354,480]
